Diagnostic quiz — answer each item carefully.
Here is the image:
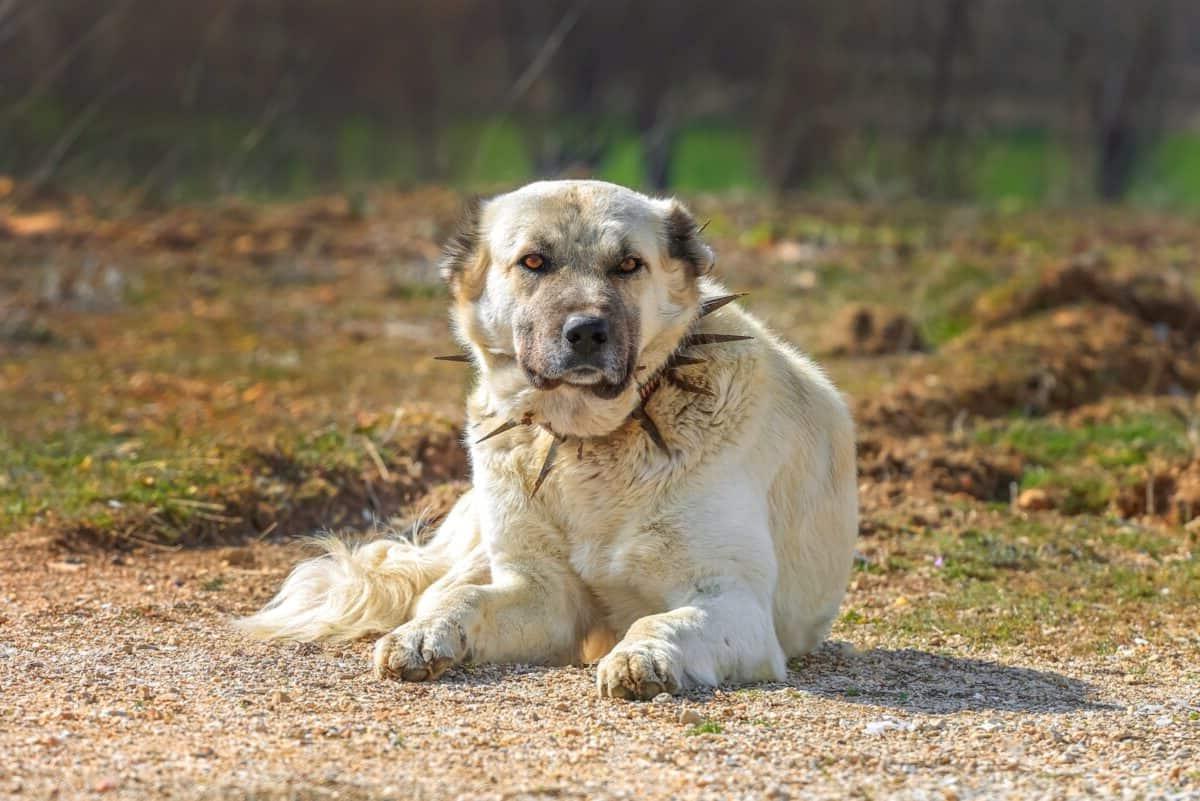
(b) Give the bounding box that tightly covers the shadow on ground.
[424,641,1109,715]
[784,641,1112,714]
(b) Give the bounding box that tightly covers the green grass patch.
[976,412,1188,468]
[970,130,1070,207]
[11,100,1200,204]
[447,119,534,189]
[669,125,761,192]
[1020,467,1113,515]
[871,513,1198,651]
[973,408,1191,514]
[840,609,868,625]
[0,427,237,534]
[1131,133,1200,207]
[938,528,1038,582]
[921,313,974,348]
[335,117,423,186]
[685,720,723,736]
[919,259,1003,346]
[599,134,648,189]
[0,421,400,540]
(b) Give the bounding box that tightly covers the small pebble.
[679,708,702,725]
[94,777,119,793]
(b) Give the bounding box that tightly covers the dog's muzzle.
[561,314,610,370]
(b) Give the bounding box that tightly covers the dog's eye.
[617,256,643,274]
[520,253,546,271]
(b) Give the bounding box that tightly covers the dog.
[238,180,858,699]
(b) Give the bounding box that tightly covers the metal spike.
[664,353,707,370]
[530,436,562,498]
[665,370,714,397]
[637,376,662,404]
[475,418,520,444]
[434,353,472,363]
[631,406,669,455]
[683,333,754,347]
[699,293,747,318]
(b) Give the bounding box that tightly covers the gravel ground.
[2,537,1198,801]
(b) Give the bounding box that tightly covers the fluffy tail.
[236,535,454,643]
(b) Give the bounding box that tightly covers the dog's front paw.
[373,617,468,682]
[596,639,682,700]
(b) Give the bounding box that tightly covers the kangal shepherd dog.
[239,180,858,699]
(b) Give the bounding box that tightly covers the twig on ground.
[362,437,391,483]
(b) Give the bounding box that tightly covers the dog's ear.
[439,197,487,291]
[664,201,715,276]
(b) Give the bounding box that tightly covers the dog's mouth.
[522,363,633,400]
[560,366,605,386]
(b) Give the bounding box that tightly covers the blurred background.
[4,0,1200,552]
[2,0,1200,206]
[1,3,1198,715]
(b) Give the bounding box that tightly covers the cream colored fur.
[238,181,858,699]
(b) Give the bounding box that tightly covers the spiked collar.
[436,292,750,497]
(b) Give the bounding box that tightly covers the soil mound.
[826,304,927,356]
[858,433,1023,508]
[1114,460,1200,524]
[859,304,1200,436]
[975,261,1200,344]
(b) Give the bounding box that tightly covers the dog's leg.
[596,477,787,699]
[596,583,785,700]
[373,557,590,681]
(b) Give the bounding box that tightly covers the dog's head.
[441,180,714,437]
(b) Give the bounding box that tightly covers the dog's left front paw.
[596,640,682,700]
[373,617,468,682]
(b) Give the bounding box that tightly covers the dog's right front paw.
[373,617,468,682]
[596,639,683,700]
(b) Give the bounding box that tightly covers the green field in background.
[4,100,1200,206]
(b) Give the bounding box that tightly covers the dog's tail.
[236,493,477,643]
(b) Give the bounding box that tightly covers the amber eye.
[618,256,643,274]
[520,253,545,271]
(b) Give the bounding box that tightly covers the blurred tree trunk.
[915,0,973,196]
[756,1,858,193]
[635,89,675,192]
[1092,5,1170,200]
[1054,0,1175,201]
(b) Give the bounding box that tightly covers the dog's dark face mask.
[510,253,640,401]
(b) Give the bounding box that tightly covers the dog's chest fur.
[467,333,761,624]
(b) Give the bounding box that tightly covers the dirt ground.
[1,537,1196,801]
[2,185,1199,799]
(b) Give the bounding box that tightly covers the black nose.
[562,315,610,360]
